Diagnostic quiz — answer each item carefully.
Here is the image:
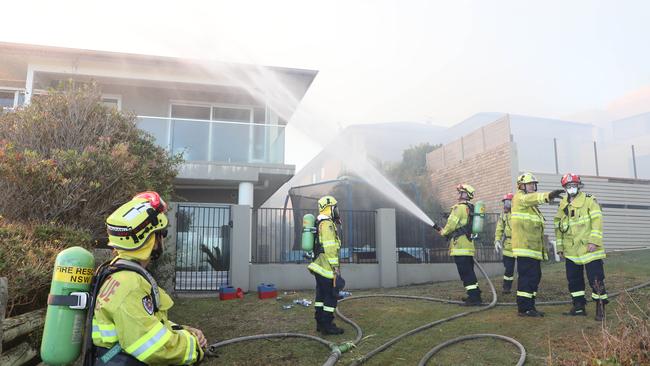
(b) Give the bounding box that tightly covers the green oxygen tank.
[471,201,486,234]
[301,214,316,252]
[41,246,95,365]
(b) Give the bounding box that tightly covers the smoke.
[183,59,435,226]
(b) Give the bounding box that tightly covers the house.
[0,41,317,208]
[0,41,319,291]
[427,113,650,250]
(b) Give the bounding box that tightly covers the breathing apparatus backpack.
[302,213,327,260]
[41,246,161,366]
[448,201,485,240]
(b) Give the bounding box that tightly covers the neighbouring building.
[427,113,650,250]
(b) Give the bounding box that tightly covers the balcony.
[137,116,286,165]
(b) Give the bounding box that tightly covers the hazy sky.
[3,0,650,168]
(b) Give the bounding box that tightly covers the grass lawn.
[170,250,650,365]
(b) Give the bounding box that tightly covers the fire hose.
[207,260,650,365]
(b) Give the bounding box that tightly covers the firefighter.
[307,195,345,335]
[512,173,564,317]
[554,173,608,321]
[89,192,205,365]
[435,184,482,306]
[494,193,515,294]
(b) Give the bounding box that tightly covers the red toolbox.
[219,286,243,300]
[257,283,278,299]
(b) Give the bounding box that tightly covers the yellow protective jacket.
[307,215,341,279]
[92,261,203,365]
[441,202,475,256]
[554,192,605,265]
[495,212,513,257]
[511,190,551,260]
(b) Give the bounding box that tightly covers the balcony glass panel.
[172,119,210,161]
[210,122,249,162]
[136,117,169,149]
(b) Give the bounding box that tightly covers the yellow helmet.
[456,183,475,200]
[318,195,338,213]
[106,194,169,251]
[517,172,538,185]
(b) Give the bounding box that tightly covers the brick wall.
[426,116,515,213]
[429,142,513,213]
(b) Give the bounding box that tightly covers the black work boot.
[518,309,544,317]
[502,281,513,294]
[563,304,587,316]
[460,292,483,306]
[320,321,344,335]
[595,301,605,321]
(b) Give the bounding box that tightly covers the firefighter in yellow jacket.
[90,192,205,365]
[435,184,482,306]
[307,195,344,335]
[554,173,608,321]
[494,193,514,294]
[512,173,564,317]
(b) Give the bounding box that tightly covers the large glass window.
[211,106,252,162]
[171,105,211,161]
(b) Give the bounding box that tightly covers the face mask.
[332,205,342,225]
[503,201,512,211]
[566,187,578,196]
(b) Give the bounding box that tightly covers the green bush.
[0,82,182,239]
[0,219,93,316]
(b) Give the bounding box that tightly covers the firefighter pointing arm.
[88,192,205,366]
[511,173,564,318]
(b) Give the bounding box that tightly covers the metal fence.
[174,205,231,291]
[397,212,502,263]
[252,208,377,264]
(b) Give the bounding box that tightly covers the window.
[212,106,251,122]
[101,95,122,110]
[0,91,14,109]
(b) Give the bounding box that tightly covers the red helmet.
[561,173,582,187]
[133,191,168,213]
[502,193,513,201]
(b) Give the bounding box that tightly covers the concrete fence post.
[376,209,397,288]
[230,205,252,292]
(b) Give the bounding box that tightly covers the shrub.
[0,83,182,239]
[0,218,93,316]
[560,293,650,365]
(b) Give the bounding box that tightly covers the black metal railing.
[397,212,502,263]
[174,205,231,291]
[252,208,377,264]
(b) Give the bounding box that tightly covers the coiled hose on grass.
[338,260,528,366]
[207,260,650,365]
[207,332,344,365]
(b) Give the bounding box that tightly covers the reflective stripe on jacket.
[554,192,605,265]
[307,216,341,279]
[511,190,550,260]
[92,263,203,365]
[441,202,475,256]
[495,212,513,257]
